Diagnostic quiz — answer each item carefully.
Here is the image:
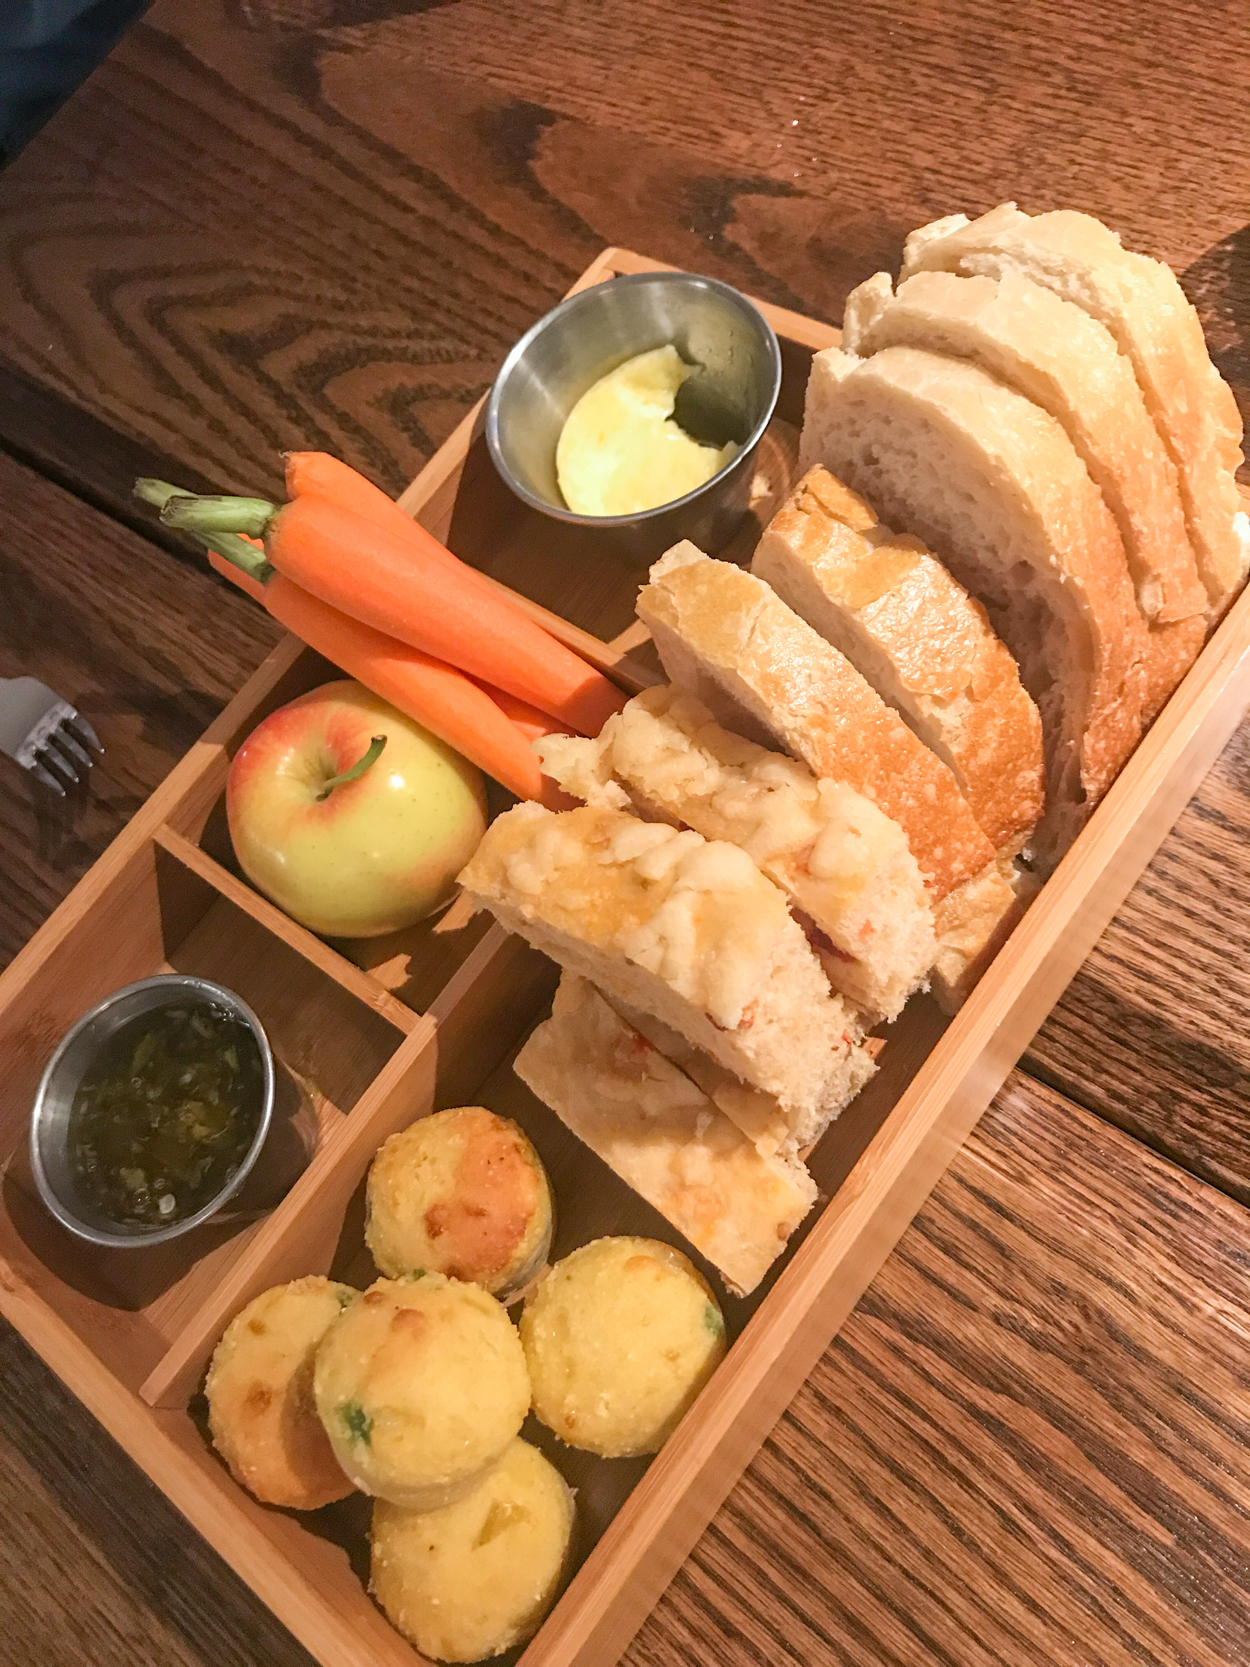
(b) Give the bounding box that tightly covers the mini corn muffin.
[206,1275,357,1510]
[313,1274,530,1509]
[370,1437,574,1662]
[365,1107,553,1300]
[520,1237,727,1458]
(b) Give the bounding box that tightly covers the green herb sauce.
[66,1002,264,1228]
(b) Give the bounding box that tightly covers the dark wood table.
[2,2,1250,1661]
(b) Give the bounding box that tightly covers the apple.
[227,680,487,938]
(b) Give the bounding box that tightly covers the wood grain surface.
[629,1073,1250,1667]
[0,448,279,965]
[1028,712,1250,1204]
[2,0,1250,1662]
[0,0,1246,511]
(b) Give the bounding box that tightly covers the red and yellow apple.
[227,680,488,938]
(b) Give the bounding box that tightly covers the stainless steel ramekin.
[30,974,275,1248]
[486,270,783,565]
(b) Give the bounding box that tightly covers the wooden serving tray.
[2,247,1249,1667]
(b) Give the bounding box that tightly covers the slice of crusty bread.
[592,987,874,1157]
[538,685,936,1023]
[800,343,1149,866]
[459,801,873,1141]
[513,974,817,1296]
[636,543,996,900]
[930,861,1037,1012]
[752,465,1045,856]
[900,203,1246,619]
[842,269,1207,720]
[601,991,793,1157]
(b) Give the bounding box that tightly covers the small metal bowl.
[486,270,783,564]
[30,975,275,1249]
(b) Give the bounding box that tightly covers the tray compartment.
[151,944,952,1603]
[141,925,556,1409]
[177,644,500,1015]
[0,834,410,1393]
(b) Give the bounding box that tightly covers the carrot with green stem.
[155,477,626,736]
[137,481,547,801]
[284,452,431,546]
[284,455,573,742]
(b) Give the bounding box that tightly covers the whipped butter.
[555,345,737,517]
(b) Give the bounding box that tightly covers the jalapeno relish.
[66,1001,264,1228]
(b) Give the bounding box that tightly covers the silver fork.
[0,677,102,796]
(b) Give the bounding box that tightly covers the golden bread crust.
[459,801,870,1133]
[637,550,995,901]
[802,342,1149,823]
[514,974,816,1295]
[755,466,1045,856]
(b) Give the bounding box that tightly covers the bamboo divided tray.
[3,246,1250,1667]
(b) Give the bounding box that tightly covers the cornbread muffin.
[370,1438,574,1662]
[313,1274,530,1509]
[520,1237,727,1457]
[205,1275,356,1510]
[365,1107,553,1300]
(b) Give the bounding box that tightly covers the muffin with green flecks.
[312,1274,529,1509]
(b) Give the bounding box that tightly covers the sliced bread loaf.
[538,684,936,1022]
[842,269,1207,718]
[799,343,1149,864]
[752,465,1045,855]
[513,974,817,1295]
[636,543,996,900]
[592,987,867,1158]
[459,801,873,1144]
[900,203,1246,619]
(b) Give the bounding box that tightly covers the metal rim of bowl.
[484,270,784,527]
[29,974,276,1249]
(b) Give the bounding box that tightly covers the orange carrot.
[289,457,580,737]
[210,536,268,602]
[285,452,428,547]
[178,469,626,735]
[472,681,569,745]
[275,498,625,733]
[207,551,543,800]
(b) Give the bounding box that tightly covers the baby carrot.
[471,681,568,745]
[165,488,626,736]
[284,453,425,545]
[288,456,578,739]
[203,549,544,801]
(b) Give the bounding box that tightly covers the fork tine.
[36,741,79,791]
[65,712,102,755]
[29,759,67,797]
[51,722,94,772]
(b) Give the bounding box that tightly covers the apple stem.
[134,479,276,582]
[317,735,387,800]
